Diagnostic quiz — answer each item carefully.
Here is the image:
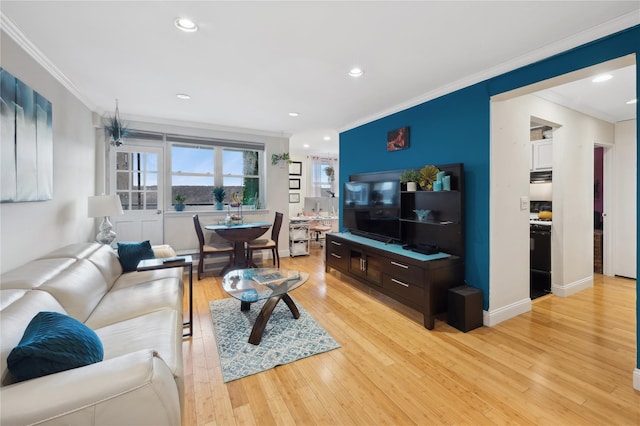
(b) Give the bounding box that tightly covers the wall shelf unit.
[326,163,465,329]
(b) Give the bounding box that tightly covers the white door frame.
[596,141,615,276]
[109,140,165,245]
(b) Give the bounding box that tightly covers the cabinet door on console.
[349,248,382,286]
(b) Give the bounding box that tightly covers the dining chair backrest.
[193,214,205,248]
[271,212,284,244]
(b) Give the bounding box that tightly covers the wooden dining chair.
[193,214,234,279]
[247,212,283,268]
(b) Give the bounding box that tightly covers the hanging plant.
[271,152,292,166]
[325,166,335,181]
[104,99,130,146]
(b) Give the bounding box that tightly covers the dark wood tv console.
[326,163,465,329]
[325,233,463,329]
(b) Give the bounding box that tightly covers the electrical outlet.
[520,196,529,211]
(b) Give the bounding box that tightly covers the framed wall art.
[289,193,300,203]
[387,126,409,152]
[1,67,53,202]
[289,161,302,176]
[289,178,301,190]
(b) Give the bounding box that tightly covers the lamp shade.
[88,195,124,218]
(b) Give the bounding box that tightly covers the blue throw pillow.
[117,240,155,272]
[7,311,104,382]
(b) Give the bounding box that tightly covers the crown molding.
[339,11,640,133]
[1,11,96,111]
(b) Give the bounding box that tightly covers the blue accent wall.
[339,25,639,369]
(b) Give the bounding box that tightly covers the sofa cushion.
[7,311,104,382]
[152,244,177,259]
[117,241,155,272]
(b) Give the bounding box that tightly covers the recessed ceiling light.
[175,17,198,32]
[591,74,612,83]
[303,144,310,148]
[288,112,300,117]
[348,67,364,77]
[176,93,191,100]
[626,98,637,104]
[323,136,331,141]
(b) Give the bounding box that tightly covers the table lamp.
[88,194,124,245]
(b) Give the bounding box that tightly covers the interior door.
[110,143,164,244]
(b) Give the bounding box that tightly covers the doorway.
[489,54,636,323]
[109,142,165,245]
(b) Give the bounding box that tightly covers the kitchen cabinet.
[531,139,553,171]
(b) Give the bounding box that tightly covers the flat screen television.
[343,180,400,242]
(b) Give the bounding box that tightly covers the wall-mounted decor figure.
[1,68,53,202]
[387,126,409,152]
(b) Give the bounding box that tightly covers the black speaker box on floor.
[447,285,483,332]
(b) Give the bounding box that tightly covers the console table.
[325,233,463,329]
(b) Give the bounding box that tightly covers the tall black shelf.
[400,163,464,258]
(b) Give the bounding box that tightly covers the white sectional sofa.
[0,242,185,426]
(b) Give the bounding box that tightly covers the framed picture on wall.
[289,193,300,203]
[289,178,301,190]
[289,161,302,176]
[387,126,409,152]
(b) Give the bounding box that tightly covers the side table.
[137,256,193,337]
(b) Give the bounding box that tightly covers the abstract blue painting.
[1,67,53,202]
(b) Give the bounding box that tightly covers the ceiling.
[1,1,638,155]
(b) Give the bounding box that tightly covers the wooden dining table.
[204,221,271,271]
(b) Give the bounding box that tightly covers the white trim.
[598,142,615,276]
[0,12,96,111]
[551,275,593,297]
[340,11,640,132]
[483,298,531,327]
[633,368,640,391]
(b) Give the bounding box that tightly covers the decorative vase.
[174,203,185,212]
[407,182,417,192]
[216,201,223,210]
[413,209,431,222]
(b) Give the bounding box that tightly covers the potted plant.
[400,169,421,191]
[174,194,186,211]
[325,166,335,181]
[104,100,129,146]
[212,186,225,210]
[271,153,292,167]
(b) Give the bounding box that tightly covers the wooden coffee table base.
[241,293,300,345]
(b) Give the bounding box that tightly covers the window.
[310,156,337,197]
[116,150,159,211]
[169,137,264,207]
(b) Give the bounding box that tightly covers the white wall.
[613,119,637,278]
[489,94,614,325]
[0,31,96,274]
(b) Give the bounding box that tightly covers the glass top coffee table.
[221,268,310,345]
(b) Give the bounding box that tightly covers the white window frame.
[167,135,265,209]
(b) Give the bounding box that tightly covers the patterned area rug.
[209,297,340,383]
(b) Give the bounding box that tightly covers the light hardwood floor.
[181,247,639,425]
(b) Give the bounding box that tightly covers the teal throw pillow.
[117,240,155,272]
[7,311,104,382]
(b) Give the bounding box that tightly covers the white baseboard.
[552,275,593,297]
[633,368,640,391]
[483,298,531,327]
